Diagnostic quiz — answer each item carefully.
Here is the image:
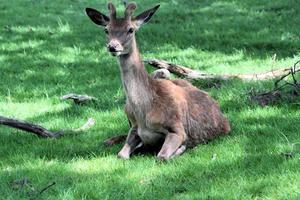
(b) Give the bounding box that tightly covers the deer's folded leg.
[157,125,186,160]
[171,145,187,159]
[118,127,142,159]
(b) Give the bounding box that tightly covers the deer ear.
[85,8,109,26]
[135,5,160,28]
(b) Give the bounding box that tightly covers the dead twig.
[250,60,300,106]
[0,116,95,138]
[39,182,56,195]
[60,93,97,104]
[274,60,300,88]
[73,118,95,132]
[0,116,61,138]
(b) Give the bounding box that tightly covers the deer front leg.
[118,127,142,159]
[118,103,141,159]
[171,145,187,159]
[157,125,186,160]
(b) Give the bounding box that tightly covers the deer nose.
[107,41,123,52]
[108,45,117,52]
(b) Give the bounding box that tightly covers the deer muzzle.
[107,40,124,56]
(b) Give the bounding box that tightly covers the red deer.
[85,2,230,160]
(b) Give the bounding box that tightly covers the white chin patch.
[111,52,122,57]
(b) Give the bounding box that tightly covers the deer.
[85,2,231,160]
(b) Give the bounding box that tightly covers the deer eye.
[104,28,109,34]
[128,28,134,34]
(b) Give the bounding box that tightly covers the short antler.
[124,2,137,20]
[108,2,117,20]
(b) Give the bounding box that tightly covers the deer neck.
[118,38,154,107]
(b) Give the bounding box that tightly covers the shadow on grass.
[1,86,299,198]
[1,133,298,199]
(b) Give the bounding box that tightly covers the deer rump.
[126,78,230,150]
[182,83,230,147]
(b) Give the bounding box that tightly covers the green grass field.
[1,0,300,199]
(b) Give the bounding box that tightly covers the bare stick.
[39,182,56,195]
[0,116,96,138]
[0,116,61,138]
[60,93,97,104]
[250,60,300,106]
[274,60,300,88]
[73,118,95,132]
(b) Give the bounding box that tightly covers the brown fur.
[86,3,230,160]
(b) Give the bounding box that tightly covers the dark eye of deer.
[128,28,134,34]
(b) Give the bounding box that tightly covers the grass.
[1,0,300,199]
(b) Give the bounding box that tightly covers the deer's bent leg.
[118,127,142,159]
[171,145,187,159]
[157,124,186,160]
[118,103,142,159]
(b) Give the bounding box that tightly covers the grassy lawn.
[1,0,300,199]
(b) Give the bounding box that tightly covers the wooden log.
[144,58,299,81]
[0,116,96,138]
[60,93,97,104]
[0,116,60,138]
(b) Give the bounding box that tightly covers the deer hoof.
[156,153,170,161]
[117,151,130,159]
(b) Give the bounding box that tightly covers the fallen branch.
[73,118,95,132]
[144,58,297,81]
[0,116,95,138]
[0,116,61,138]
[275,60,300,88]
[60,93,97,104]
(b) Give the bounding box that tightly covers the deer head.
[86,2,160,56]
